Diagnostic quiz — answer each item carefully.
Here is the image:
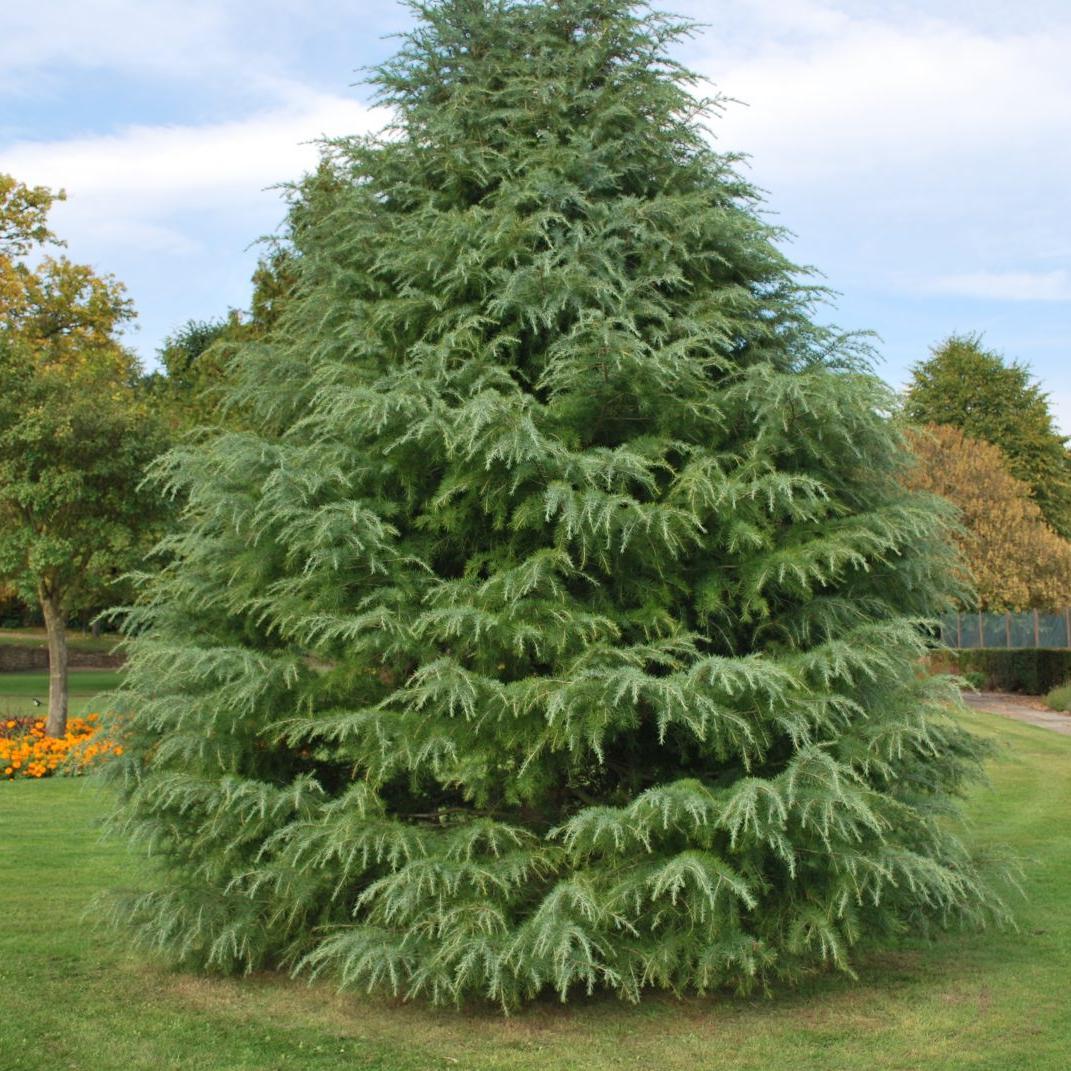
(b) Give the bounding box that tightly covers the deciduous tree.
[0,174,166,735]
[904,334,1071,539]
[905,424,1071,610]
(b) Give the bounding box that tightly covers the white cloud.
[0,92,387,253]
[0,81,389,361]
[0,1,236,90]
[0,0,402,100]
[929,270,1071,302]
[699,12,1071,184]
[678,0,1071,374]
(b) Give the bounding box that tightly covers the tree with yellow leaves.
[905,423,1071,610]
[0,174,166,735]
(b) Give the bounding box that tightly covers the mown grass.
[1,708,1069,1071]
[0,627,122,653]
[0,669,125,718]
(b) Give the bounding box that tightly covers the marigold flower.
[0,714,121,780]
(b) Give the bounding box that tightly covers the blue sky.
[2,0,1068,429]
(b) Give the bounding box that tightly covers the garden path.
[961,691,1071,736]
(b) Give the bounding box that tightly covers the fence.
[939,609,1071,650]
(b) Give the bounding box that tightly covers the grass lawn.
[0,627,122,654]
[1,708,1069,1071]
[0,669,125,718]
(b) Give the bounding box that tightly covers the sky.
[1,0,1068,429]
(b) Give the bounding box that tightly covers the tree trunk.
[42,597,69,738]
[91,617,103,640]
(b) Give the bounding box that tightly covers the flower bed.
[0,714,121,779]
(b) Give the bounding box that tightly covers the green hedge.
[949,649,1071,695]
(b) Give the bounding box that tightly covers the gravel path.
[961,691,1071,736]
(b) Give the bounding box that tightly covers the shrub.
[0,714,120,780]
[1045,684,1071,712]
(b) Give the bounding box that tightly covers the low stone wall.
[0,644,125,672]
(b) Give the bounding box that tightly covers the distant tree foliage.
[248,248,298,335]
[0,174,58,260]
[105,0,1008,1008]
[905,424,1071,611]
[148,316,234,431]
[904,334,1071,540]
[0,173,166,735]
[148,250,298,432]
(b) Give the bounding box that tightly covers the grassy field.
[0,627,122,653]
[1,708,1069,1071]
[0,669,125,718]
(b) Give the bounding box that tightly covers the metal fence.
[939,609,1071,649]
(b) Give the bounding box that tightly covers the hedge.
[945,649,1071,695]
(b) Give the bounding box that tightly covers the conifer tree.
[106,0,1008,1007]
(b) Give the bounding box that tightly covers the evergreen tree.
[904,334,1071,539]
[106,0,1008,1007]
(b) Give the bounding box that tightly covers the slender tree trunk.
[41,596,69,738]
[91,617,103,640]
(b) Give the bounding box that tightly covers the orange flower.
[0,711,122,780]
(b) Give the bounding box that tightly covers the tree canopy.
[148,250,298,433]
[105,0,1007,1007]
[904,334,1071,539]
[905,424,1071,611]
[0,173,166,734]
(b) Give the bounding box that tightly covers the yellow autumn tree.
[0,175,138,380]
[906,423,1071,610]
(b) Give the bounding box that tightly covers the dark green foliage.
[105,0,1008,1007]
[904,334,1071,539]
[0,342,167,622]
[147,252,297,433]
[950,649,1071,696]
[146,317,234,432]
[159,319,230,376]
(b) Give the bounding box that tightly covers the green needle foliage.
[105,0,1009,1008]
